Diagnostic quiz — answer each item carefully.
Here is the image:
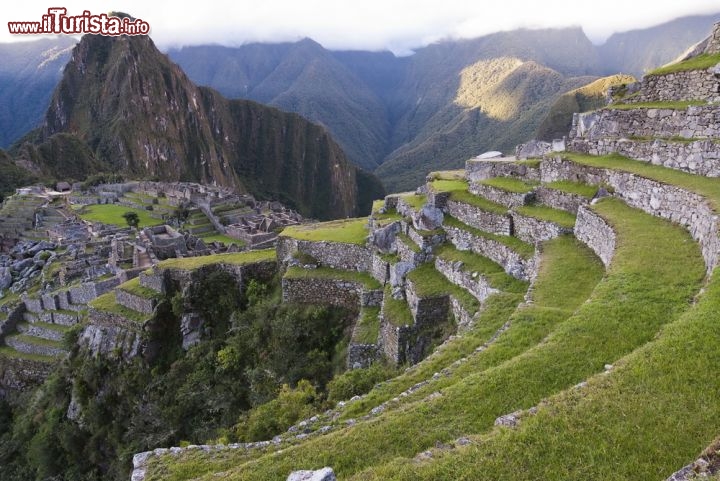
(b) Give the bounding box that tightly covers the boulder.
[371,221,401,252]
[287,467,336,481]
[0,267,11,291]
[516,140,551,160]
[412,205,444,231]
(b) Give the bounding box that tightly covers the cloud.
[2,0,719,53]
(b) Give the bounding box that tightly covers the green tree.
[122,211,140,228]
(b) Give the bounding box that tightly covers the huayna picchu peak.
[15,31,383,220]
[2,13,720,481]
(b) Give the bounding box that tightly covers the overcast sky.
[2,1,719,54]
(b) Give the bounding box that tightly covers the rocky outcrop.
[287,468,337,481]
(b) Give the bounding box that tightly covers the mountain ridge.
[15,33,383,220]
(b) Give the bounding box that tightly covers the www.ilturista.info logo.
[8,8,150,36]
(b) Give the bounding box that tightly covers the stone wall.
[541,157,720,271]
[707,22,720,54]
[79,323,142,360]
[115,290,156,315]
[434,256,499,304]
[405,278,450,329]
[569,138,720,177]
[469,182,535,208]
[574,205,616,267]
[281,277,361,310]
[370,252,390,285]
[445,200,511,235]
[140,270,165,293]
[395,196,423,218]
[534,186,590,214]
[623,69,720,104]
[277,237,372,272]
[0,304,24,338]
[4,335,65,357]
[449,296,475,332]
[510,212,573,244]
[444,224,538,281]
[570,106,720,140]
[0,356,52,395]
[347,343,380,369]
[378,315,413,365]
[465,159,541,182]
[395,235,427,265]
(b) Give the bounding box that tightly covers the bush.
[327,362,399,404]
[236,380,317,441]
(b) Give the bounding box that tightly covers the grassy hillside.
[535,74,637,141]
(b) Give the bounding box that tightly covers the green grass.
[428,170,466,181]
[118,277,160,299]
[477,177,537,194]
[400,194,427,210]
[382,285,415,328]
[353,307,381,344]
[198,233,247,247]
[156,249,275,270]
[6,333,64,349]
[607,100,708,110]
[515,204,576,229]
[515,159,541,168]
[431,179,508,215]
[284,266,382,290]
[544,180,598,198]
[647,52,720,76]
[378,252,401,264]
[18,321,72,333]
[350,204,720,481]
[180,198,703,481]
[435,244,528,294]
[0,346,55,363]
[372,208,403,224]
[89,292,151,323]
[396,233,421,254]
[76,204,160,228]
[407,263,481,315]
[443,216,535,259]
[148,229,613,481]
[563,153,720,210]
[281,218,368,245]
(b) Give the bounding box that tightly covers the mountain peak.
[31,29,383,219]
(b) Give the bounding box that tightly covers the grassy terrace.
[171,198,703,481]
[443,216,535,259]
[196,233,246,247]
[399,194,427,210]
[428,170,465,181]
[607,100,708,110]
[354,205,720,480]
[544,180,599,198]
[515,204,576,229]
[284,266,381,291]
[18,320,72,334]
[382,285,415,328]
[145,230,606,480]
[431,179,508,215]
[563,153,720,209]
[118,277,159,299]
[156,249,275,270]
[89,292,150,323]
[396,233,421,253]
[6,333,64,349]
[281,218,368,245]
[476,177,537,193]
[0,346,55,363]
[408,263,480,314]
[76,204,161,228]
[647,52,720,76]
[435,244,528,293]
[353,307,381,344]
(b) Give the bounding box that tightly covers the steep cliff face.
[36,33,382,219]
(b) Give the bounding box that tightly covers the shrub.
[327,362,399,404]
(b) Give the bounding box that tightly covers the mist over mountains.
[1,12,718,192]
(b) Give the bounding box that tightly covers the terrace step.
[16,321,71,342]
[469,178,537,208]
[4,333,67,357]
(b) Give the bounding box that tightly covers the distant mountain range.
[1,13,718,192]
[10,33,383,220]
